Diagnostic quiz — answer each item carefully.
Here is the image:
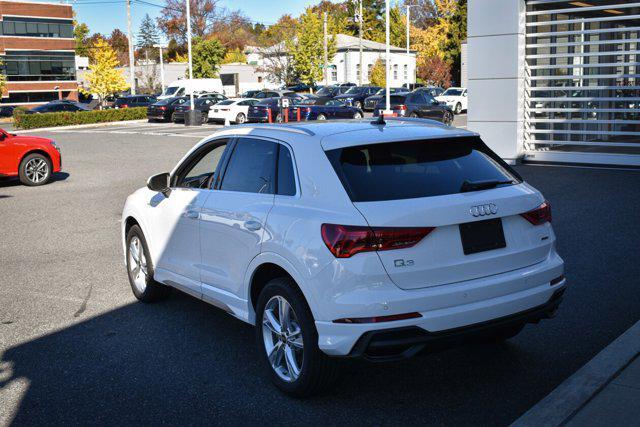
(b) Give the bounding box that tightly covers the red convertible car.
[0,128,61,186]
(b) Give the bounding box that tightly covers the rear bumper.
[349,288,564,361]
[314,251,565,357]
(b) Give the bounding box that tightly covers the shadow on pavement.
[0,172,69,188]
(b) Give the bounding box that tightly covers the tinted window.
[218,100,234,105]
[176,142,228,189]
[221,138,276,194]
[277,145,296,196]
[326,137,520,202]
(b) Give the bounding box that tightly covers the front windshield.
[316,87,333,96]
[443,88,463,96]
[164,86,180,96]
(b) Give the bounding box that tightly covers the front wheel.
[19,153,51,186]
[454,102,462,114]
[442,111,454,126]
[126,225,170,303]
[275,113,284,123]
[353,112,363,119]
[256,277,340,396]
[317,113,327,121]
[409,112,419,118]
[235,113,246,124]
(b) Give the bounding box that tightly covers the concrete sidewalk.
[513,320,640,426]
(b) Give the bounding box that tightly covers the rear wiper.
[460,179,514,193]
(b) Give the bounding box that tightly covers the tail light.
[120,104,128,108]
[321,224,434,258]
[394,104,407,111]
[159,106,166,110]
[300,107,311,113]
[520,201,552,225]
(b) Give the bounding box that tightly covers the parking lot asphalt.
[1,118,639,425]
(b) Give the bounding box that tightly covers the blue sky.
[27,0,337,39]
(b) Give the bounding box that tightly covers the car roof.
[197,119,477,150]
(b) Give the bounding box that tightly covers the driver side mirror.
[147,172,171,196]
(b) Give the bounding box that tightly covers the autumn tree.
[222,47,246,64]
[0,59,7,98]
[257,15,299,85]
[157,0,218,44]
[191,37,225,78]
[418,56,451,87]
[211,10,255,50]
[286,8,336,88]
[369,58,386,87]
[108,29,130,66]
[81,38,129,108]
[345,0,385,42]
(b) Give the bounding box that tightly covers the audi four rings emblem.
[470,203,498,217]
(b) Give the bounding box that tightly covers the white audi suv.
[121,118,565,396]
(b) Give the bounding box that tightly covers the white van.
[158,78,224,100]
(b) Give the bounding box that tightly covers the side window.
[277,145,296,196]
[175,141,228,189]
[424,94,436,104]
[220,138,277,194]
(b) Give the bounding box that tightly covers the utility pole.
[406,4,414,87]
[358,0,363,86]
[154,44,167,94]
[186,0,194,111]
[126,0,135,95]
[384,0,391,115]
[323,12,328,86]
[406,5,411,54]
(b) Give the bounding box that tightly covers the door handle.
[184,210,199,219]
[244,220,262,231]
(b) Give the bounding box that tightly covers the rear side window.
[277,145,296,196]
[221,138,276,194]
[325,137,521,202]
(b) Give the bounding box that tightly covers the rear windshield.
[325,137,521,202]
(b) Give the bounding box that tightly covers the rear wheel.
[201,113,208,124]
[353,112,363,119]
[442,111,454,126]
[235,113,246,124]
[454,102,462,114]
[171,113,177,123]
[275,113,284,123]
[256,277,340,396]
[126,225,170,303]
[409,112,419,118]
[317,113,327,121]
[19,153,51,186]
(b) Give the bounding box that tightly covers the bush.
[13,107,147,130]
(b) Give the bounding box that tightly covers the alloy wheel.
[262,295,304,382]
[24,158,49,184]
[129,236,148,293]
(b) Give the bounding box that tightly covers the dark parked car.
[314,85,351,99]
[285,83,316,92]
[333,86,381,110]
[373,91,454,125]
[297,98,364,121]
[254,90,302,100]
[239,90,261,98]
[363,88,407,111]
[147,97,188,122]
[415,86,445,98]
[26,100,92,114]
[172,97,220,124]
[114,95,157,109]
[0,106,15,117]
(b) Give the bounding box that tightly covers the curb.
[512,319,640,427]
[12,119,148,134]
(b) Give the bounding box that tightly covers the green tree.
[389,4,406,48]
[191,37,225,78]
[286,8,336,87]
[137,14,160,61]
[74,21,90,57]
[369,57,386,87]
[443,0,467,85]
[222,47,247,64]
[345,0,385,42]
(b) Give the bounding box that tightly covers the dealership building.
[468,0,639,166]
[0,0,77,107]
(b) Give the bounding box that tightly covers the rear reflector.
[321,224,434,258]
[333,312,422,324]
[520,201,552,226]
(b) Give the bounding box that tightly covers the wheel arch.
[244,253,316,325]
[19,149,52,169]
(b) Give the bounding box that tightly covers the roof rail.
[376,116,450,127]
[233,123,316,136]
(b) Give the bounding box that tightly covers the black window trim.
[170,137,232,189]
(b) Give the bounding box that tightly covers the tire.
[255,277,341,397]
[442,111,454,126]
[235,113,246,124]
[201,113,208,124]
[147,118,155,123]
[354,101,362,109]
[482,323,525,343]
[353,112,363,119]
[171,113,177,123]
[19,153,52,186]
[454,102,462,114]
[317,113,327,121]
[275,114,284,123]
[125,225,171,303]
[409,112,419,118]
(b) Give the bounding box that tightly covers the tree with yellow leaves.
[80,38,129,108]
[0,59,6,99]
[369,58,386,87]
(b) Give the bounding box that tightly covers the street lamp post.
[383,0,392,117]
[184,0,199,126]
[153,44,167,94]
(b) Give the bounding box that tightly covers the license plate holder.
[459,218,506,255]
